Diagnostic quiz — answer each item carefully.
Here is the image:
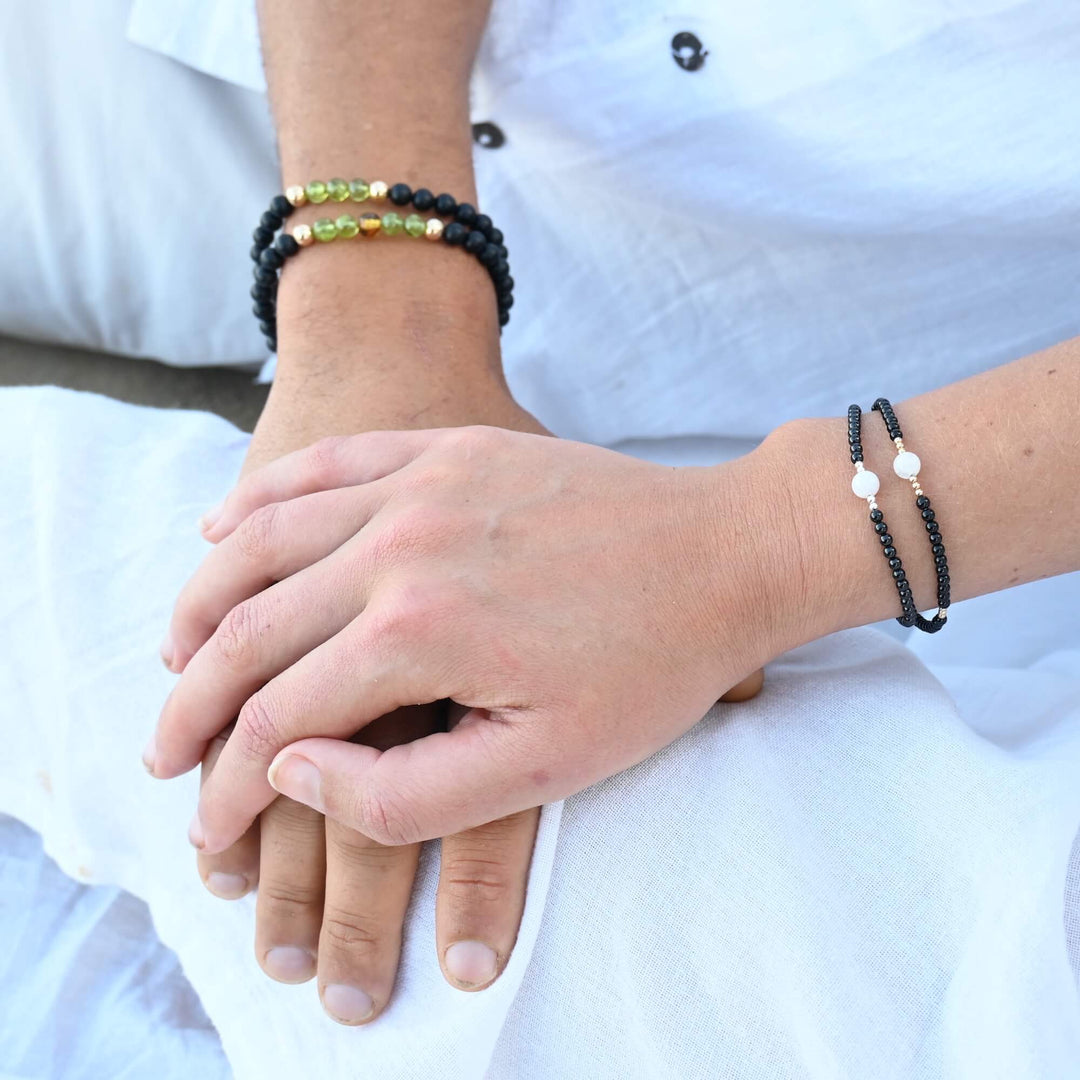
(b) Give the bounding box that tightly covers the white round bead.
[851,470,880,498]
[893,451,921,479]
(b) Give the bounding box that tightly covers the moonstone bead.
[893,451,921,479]
[851,470,880,498]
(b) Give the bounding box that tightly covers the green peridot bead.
[326,178,350,202]
[348,178,371,202]
[305,180,329,204]
[312,217,338,242]
[404,213,426,238]
[335,213,359,239]
[381,212,404,236]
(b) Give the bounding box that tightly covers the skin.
[150,342,1079,857]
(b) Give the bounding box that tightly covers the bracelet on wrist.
[847,402,950,633]
[249,180,513,353]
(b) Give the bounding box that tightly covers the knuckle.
[440,857,513,905]
[305,436,348,486]
[213,599,262,669]
[259,879,322,912]
[235,692,282,762]
[320,910,382,953]
[442,424,500,456]
[233,502,281,564]
[357,788,420,847]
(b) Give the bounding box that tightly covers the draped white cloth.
[3,0,1080,1074]
[0,387,1077,1077]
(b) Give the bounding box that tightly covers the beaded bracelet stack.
[847,400,950,633]
[250,179,514,353]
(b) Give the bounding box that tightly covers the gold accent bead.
[358,212,382,237]
[293,224,314,247]
[424,217,444,241]
[285,185,308,207]
[369,180,389,201]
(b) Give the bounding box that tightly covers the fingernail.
[444,940,499,989]
[264,946,317,984]
[188,811,205,850]
[322,984,375,1024]
[204,872,250,900]
[159,631,175,670]
[268,754,324,812]
[141,734,157,776]
[199,499,225,534]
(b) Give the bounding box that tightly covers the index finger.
[201,429,440,543]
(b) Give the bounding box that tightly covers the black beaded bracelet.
[847,405,920,628]
[870,398,950,632]
[250,181,513,353]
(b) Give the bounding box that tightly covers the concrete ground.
[0,335,267,431]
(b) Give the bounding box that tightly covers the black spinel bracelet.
[250,180,514,352]
[847,405,919,628]
[870,398,949,632]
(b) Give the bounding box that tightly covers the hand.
[159,373,549,1021]
[152,425,791,854]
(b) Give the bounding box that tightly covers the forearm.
[755,340,1080,646]
[257,0,502,389]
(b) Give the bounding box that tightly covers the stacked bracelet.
[250,180,513,353]
[847,405,919,628]
[870,398,950,632]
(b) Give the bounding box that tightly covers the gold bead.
[369,180,389,201]
[285,185,308,207]
[424,217,444,241]
[358,212,382,237]
[293,224,314,247]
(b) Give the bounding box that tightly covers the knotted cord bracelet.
[847,405,918,628]
[871,398,950,633]
[250,180,513,353]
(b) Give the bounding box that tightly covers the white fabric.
[0,386,1078,1078]
[4,0,1080,447]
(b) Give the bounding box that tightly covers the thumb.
[267,717,542,846]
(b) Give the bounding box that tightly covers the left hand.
[153,424,792,854]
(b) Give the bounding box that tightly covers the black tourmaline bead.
[253,225,275,246]
[259,247,284,270]
[260,210,283,232]
[925,520,938,531]
[412,187,435,211]
[473,213,493,237]
[893,569,907,581]
[916,495,930,509]
[501,294,514,309]
[388,183,413,206]
[879,534,892,546]
[253,301,275,320]
[850,453,861,465]
[499,308,510,327]
[888,557,902,570]
[874,522,888,534]
[254,265,277,284]
[464,230,488,254]
[480,243,501,267]
[496,243,509,258]
[275,233,300,258]
[931,543,944,556]
[266,338,277,352]
[498,274,514,293]
[935,554,948,565]
[870,509,884,523]
[455,202,478,226]
[921,508,935,521]
[251,282,273,301]
[250,244,264,262]
[434,193,458,216]
[882,546,896,558]
[929,532,942,544]
[488,227,504,245]
[270,194,293,219]
[442,222,468,245]
[257,319,275,337]
[492,259,510,280]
